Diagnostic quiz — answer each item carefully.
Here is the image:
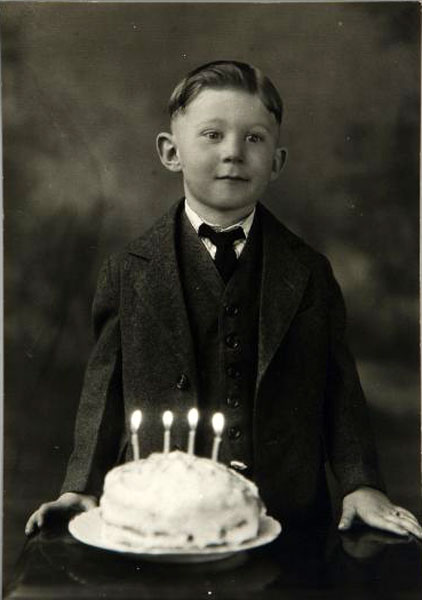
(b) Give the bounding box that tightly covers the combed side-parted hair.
[168,60,283,124]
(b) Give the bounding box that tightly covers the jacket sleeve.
[322,257,386,498]
[60,256,126,498]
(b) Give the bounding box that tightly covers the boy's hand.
[338,486,422,539]
[25,492,98,536]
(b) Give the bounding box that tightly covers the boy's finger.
[388,512,422,531]
[24,514,38,536]
[369,514,409,537]
[36,512,44,529]
[25,506,47,535]
[338,505,355,530]
[392,507,421,527]
[401,522,422,540]
[385,514,422,539]
[385,508,422,528]
[35,503,53,528]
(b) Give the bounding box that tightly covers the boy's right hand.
[25,492,98,536]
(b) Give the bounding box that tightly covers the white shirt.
[184,199,256,260]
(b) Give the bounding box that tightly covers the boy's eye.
[246,133,264,143]
[202,130,222,140]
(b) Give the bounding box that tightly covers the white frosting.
[99,451,264,550]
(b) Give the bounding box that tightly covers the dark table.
[5,518,422,600]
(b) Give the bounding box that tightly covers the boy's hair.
[169,60,283,125]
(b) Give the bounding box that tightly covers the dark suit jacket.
[61,200,384,525]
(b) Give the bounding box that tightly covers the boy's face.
[157,88,285,223]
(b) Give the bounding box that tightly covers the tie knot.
[198,223,245,249]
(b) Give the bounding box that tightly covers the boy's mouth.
[216,175,249,182]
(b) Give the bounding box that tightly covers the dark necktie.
[198,223,245,283]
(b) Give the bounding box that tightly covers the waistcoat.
[177,210,262,472]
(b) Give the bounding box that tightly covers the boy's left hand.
[338,486,422,539]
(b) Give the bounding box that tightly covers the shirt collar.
[184,198,256,239]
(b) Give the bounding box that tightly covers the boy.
[26,61,422,538]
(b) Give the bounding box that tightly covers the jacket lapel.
[256,204,310,393]
[126,200,309,399]
[127,201,197,388]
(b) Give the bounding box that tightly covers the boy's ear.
[156,132,183,172]
[270,147,287,182]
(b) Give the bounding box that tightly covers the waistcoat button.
[224,304,239,317]
[225,334,240,349]
[226,395,240,408]
[228,426,242,440]
[176,373,189,390]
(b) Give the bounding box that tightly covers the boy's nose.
[221,136,244,163]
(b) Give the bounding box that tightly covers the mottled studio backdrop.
[2,1,420,581]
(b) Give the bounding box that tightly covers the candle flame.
[163,410,174,429]
[130,409,142,433]
[212,412,225,435]
[188,408,199,429]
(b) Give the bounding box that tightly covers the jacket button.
[176,374,189,390]
[226,395,240,408]
[224,304,239,317]
[225,334,240,349]
[228,426,242,440]
[226,365,241,379]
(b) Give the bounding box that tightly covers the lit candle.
[163,410,174,454]
[187,408,199,455]
[211,412,225,462]
[130,410,142,461]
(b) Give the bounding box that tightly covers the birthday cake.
[99,451,264,550]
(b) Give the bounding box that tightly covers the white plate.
[68,507,281,563]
